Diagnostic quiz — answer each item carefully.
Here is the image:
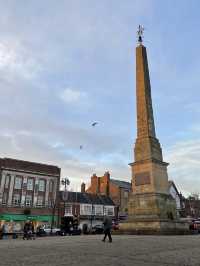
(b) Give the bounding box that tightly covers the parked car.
[36,225,61,236]
[189,220,200,232]
[91,224,104,234]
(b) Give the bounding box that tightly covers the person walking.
[102,216,112,243]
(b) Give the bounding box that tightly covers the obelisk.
[120,26,188,234]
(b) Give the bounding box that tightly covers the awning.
[0,214,57,222]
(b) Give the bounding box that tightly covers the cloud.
[165,138,200,196]
[59,88,87,104]
[0,40,42,81]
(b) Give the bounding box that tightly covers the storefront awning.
[0,214,57,222]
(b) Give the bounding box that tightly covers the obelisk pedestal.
[119,29,189,234]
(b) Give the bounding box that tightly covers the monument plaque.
[135,172,150,186]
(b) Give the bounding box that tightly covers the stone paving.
[0,235,200,266]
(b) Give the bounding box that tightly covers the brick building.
[0,158,60,232]
[180,196,200,219]
[59,190,115,229]
[86,171,131,216]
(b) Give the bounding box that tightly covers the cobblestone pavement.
[1,235,200,266]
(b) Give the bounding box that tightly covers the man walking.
[102,216,112,243]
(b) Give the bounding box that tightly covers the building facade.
[0,158,60,232]
[59,191,115,228]
[86,171,131,216]
[168,181,182,216]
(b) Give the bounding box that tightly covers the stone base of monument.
[117,219,190,235]
[116,192,190,235]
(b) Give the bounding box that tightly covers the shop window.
[25,195,32,206]
[14,176,22,189]
[38,179,45,192]
[27,179,33,190]
[12,194,21,206]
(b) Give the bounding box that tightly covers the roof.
[111,179,131,190]
[60,191,115,206]
[0,158,60,177]
[168,180,180,195]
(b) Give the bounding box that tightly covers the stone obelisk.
[120,26,188,234]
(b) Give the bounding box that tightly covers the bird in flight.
[80,145,83,150]
[91,122,98,127]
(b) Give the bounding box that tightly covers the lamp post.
[61,178,70,216]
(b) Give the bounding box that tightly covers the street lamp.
[61,178,70,191]
[61,178,70,216]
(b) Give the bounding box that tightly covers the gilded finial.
[137,25,144,44]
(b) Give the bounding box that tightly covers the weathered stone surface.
[125,41,184,233]
[1,235,200,266]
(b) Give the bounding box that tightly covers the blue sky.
[0,0,200,195]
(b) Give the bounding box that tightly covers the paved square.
[0,235,200,266]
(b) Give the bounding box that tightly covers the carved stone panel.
[135,172,150,186]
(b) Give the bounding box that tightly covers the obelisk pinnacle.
[134,25,163,162]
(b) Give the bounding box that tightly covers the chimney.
[81,182,86,193]
[104,171,110,196]
[91,173,100,194]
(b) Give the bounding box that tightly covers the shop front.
[0,214,58,233]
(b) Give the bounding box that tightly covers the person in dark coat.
[102,216,112,243]
[23,221,31,240]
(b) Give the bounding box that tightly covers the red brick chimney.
[91,173,100,194]
[104,171,110,196]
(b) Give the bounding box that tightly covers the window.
[25,195,32,206]
[49,180,53,193]
[80,204,92,215]
[27,179,33,190]
[124,191,129,198]
[65,204,72,216]
[37,195,44,207]
[104,206,114,216]
[4,174,10,189]
[95,205,103,216]
[48,198,53,207]
[14,176,22,189]
[38,180,45,192]
[12,194,21,206]
[2,192,8,205]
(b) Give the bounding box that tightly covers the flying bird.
[91,122,98,127]
[80,145,83,150]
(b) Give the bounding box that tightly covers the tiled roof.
[111,179,131,190]
[0,158,60,177]
[60,191,115,206]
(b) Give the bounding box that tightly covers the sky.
[0,0,200,195]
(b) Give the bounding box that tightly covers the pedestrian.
[102,216,112,243]
[23,221,30,240]
[2,224,8,239]
[30,221,35,239]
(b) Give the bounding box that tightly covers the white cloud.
[59,88,87,104]
[0,40,41,81]
[165,138,200,196]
